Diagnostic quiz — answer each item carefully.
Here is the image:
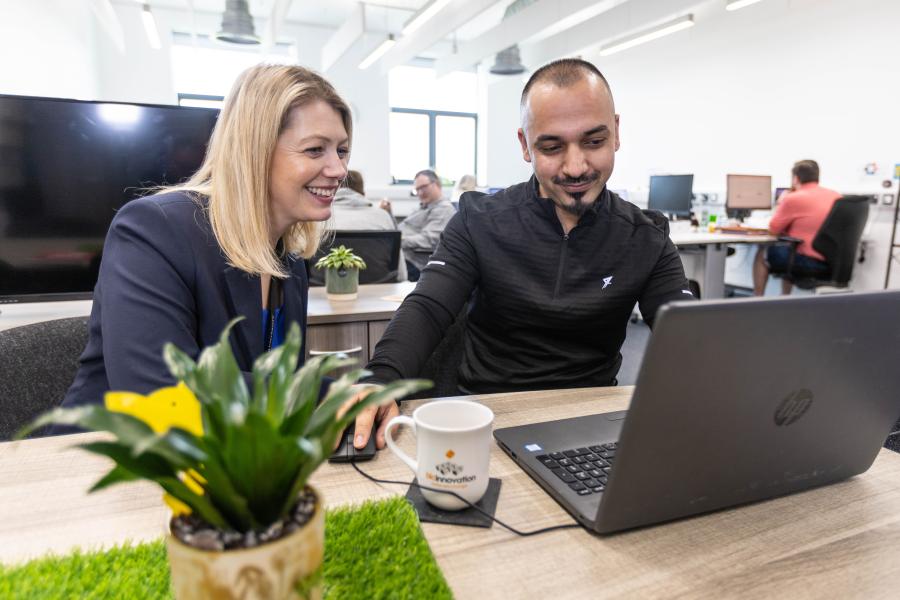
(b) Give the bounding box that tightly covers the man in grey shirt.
[381,169,456,281]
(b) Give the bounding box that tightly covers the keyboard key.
[588,469,602,478]
[584,478,600,487]
[536,454,549,461]
[566,465,579,473]
[558,458,572,467]
[602,466,612,473]
[540,459,560,469]
[577,488,592,496]
[575,472,589,480]
[592,485,605,493]
[583,453,599,462]
[552,468,576,483]
[593,459,610,469]
[589,445,604,453]
[568,481,586,491]
[598,475,608,484]
[575,447,590,455]
[563,450,579,458]
[549,451,565,460]
[604,443,617,450]
[573,456,586,464]
[599,450,615,459]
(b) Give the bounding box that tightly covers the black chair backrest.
[308,230,402,286]
[0,316,89,440]
[409,308,468,400]
[811,196,869,286]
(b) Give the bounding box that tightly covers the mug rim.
[412,399,494,433]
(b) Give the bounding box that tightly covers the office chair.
[408,308,468,400]
[308,230,402,286]
[775,195,869,290]
[0,316,89,440]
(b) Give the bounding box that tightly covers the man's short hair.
[520,58,612,109]
[344,170,365,195]
[415,169,440,186]
[792,160,820,184]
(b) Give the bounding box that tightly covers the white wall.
[0,0,98,99]
[481,0,900,291]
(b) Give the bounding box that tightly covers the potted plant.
[18,320,430,600]
[314,245,366,300]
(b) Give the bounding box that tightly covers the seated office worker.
[349,58,694,451]
[380,169,456,281]
[62,64,352,408]
[331,169,408,282]
[752,160,841,296]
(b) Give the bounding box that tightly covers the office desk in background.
[3,386,900,598]
[671,230,776,298]
[0,282,416,359]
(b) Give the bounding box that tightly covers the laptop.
[494,290,900,534]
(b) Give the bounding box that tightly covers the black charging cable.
[350,460,580,537]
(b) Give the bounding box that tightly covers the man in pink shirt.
[753,160,841,295]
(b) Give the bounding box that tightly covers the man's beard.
[551,173,601,217]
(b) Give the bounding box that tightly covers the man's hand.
[333,385,401,451]
[379,199,392,214]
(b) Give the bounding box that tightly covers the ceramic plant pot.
[166,488,325,600]
[325,267,359,300]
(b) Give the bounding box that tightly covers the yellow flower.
[105,382,204,516]
[104,381,202,436]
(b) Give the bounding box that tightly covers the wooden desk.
[670,230,777,299]
[3,386,900,598]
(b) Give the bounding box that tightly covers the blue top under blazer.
[63,191,310,408]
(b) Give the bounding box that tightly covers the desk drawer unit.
[306,322,368,373]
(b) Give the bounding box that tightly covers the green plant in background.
[314,245,367,272]
[18,320,431,533]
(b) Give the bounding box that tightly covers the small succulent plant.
[314,245,367,271]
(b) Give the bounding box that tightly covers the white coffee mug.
[385,399,494,511]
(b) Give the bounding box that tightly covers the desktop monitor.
[774,187,790,203]
[307,230,402,286]
[0,94,218,303]
[726,174,773,219]
[648,175,693,219]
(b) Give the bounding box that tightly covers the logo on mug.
[774,389,814,426]
[425,450,477,486]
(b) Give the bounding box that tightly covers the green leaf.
[279,354,358,438]
[15,405,155,445]
[217,413,305,528]
[89,465,141,492]
[264,323,301,423]
[80,440,230,530]
[163,343,229,442]
[280,437,324,517]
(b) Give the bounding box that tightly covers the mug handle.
[384,415,417,475]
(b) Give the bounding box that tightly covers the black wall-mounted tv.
[0,94,218,303]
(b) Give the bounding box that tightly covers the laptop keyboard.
[535,443,617,496]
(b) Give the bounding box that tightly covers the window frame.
[390,107,478,184]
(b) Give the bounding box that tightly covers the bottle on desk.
[707,213,717,233]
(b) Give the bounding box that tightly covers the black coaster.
[405,478,502,528]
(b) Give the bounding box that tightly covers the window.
[170,33,296,100]
[389,108,477,184]
[388,66,479,184]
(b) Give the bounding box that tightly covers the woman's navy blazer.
[63,191,310,408]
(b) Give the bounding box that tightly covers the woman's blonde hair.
[172,64,352,277]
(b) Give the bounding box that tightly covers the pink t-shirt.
[768,183,841,261]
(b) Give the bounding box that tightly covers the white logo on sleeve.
[682,289,694,296]
[602,275,614,289]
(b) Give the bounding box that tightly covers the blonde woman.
[63,64,350,408]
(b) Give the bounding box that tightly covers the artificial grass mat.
[0,496,452,599]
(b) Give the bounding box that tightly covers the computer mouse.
[328,423,377,463]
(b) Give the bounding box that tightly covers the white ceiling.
[119,0,747,76]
